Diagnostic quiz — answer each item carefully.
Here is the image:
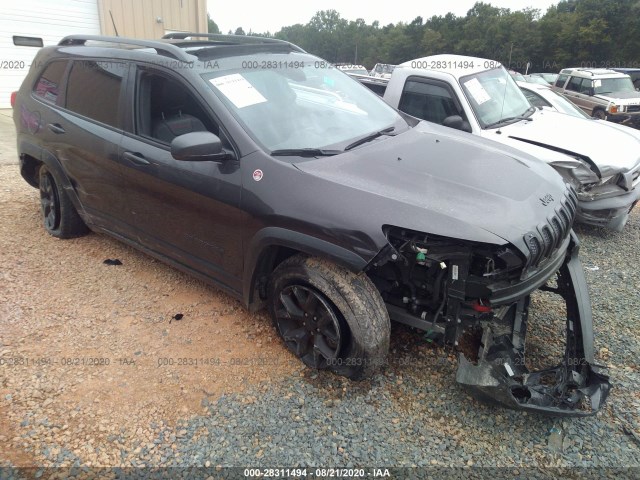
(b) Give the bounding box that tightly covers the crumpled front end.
[455,233,610,415]
[505,121,640,231]
[574,169,640,231]
[367,215,611,415]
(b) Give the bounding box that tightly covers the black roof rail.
[58,35,195,62]
[161,32,305,52]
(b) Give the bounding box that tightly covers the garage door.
[0,0,100,108]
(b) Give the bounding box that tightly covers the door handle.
[123,151,150,166]
[47,123,65,134]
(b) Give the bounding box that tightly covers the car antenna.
[496,65,510,134]
[109,10,119,37]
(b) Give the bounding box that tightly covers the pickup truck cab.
[359,54,640,232]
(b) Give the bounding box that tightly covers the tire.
[38,165,89,238]
[592,109,606,120]
[268,255,390,380]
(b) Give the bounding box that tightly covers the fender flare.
[22,140,88,220]
[17,138,45,188]
[242,226,371,309]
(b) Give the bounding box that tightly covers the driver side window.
[579,80,592,95]
[399,79,466,125]
[566,76,583,92]
[135,69,220,145]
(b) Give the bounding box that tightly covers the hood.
[482,109,640,177]
[592,118,640,140]
[295,122,568,251]
[596,90,640,103]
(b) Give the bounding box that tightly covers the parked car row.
[12,34,612,416]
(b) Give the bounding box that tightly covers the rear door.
[118,65,244,291]
[37,59,130,231]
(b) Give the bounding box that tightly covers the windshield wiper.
[270,148,341,157]
[485,107,535,129]
[344,126,396,151]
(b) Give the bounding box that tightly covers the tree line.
[208,0,640,72]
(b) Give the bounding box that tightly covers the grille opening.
[525,192,576,270]
[525,275,567,371]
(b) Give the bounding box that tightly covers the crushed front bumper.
[455,233,611,416]
[577,184,640,231]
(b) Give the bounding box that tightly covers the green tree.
[207,14,220,34]
[269,1,640,71]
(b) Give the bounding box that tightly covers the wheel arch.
[28,145,87,221]
[243,227,371,312]
[17,138,45,188]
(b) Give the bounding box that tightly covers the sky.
[207,0,559,35]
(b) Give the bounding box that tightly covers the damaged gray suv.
[13,33,609,415]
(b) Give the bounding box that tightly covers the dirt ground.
[0,164,299,467]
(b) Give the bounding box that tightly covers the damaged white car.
[358,55,640,231]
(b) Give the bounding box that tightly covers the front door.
[118,67,244,292]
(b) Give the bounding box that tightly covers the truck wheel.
[268,255,390,380]
[38,165,89,238]
[592,109,606,120]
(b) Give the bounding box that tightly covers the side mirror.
[443,115,472,133]
[170,131,231,162]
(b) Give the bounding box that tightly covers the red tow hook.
[472,300,492,313]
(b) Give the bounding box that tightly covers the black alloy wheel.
[274,284,344,368]
[39,171,60,231]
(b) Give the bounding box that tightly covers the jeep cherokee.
[12,33,610,415]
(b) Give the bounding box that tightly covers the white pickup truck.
[354,54,640,231]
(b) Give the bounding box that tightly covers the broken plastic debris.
[103,259,122,266]
[548,426,564,452]
[169,313,184,324]
[504,362,514,377]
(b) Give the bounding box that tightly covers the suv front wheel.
[592,108,607,120]
[268,255,390,380]
[38,165,89,238]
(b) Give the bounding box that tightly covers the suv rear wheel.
[39,165,89,238]
[268,255,390,380]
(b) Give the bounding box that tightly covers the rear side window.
[33,61,67,104]
[65,61,126,127]
[555,74,568,88]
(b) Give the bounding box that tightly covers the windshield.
[525,75,549,85]
[460,66,532,128]
[348,69,369,75]
[595,77,636,94]
[338,67,369,76]
[538,73,558,84]
[202,55,402,152]
[509,71,526,82]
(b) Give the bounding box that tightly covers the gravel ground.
[1,162,639,479]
